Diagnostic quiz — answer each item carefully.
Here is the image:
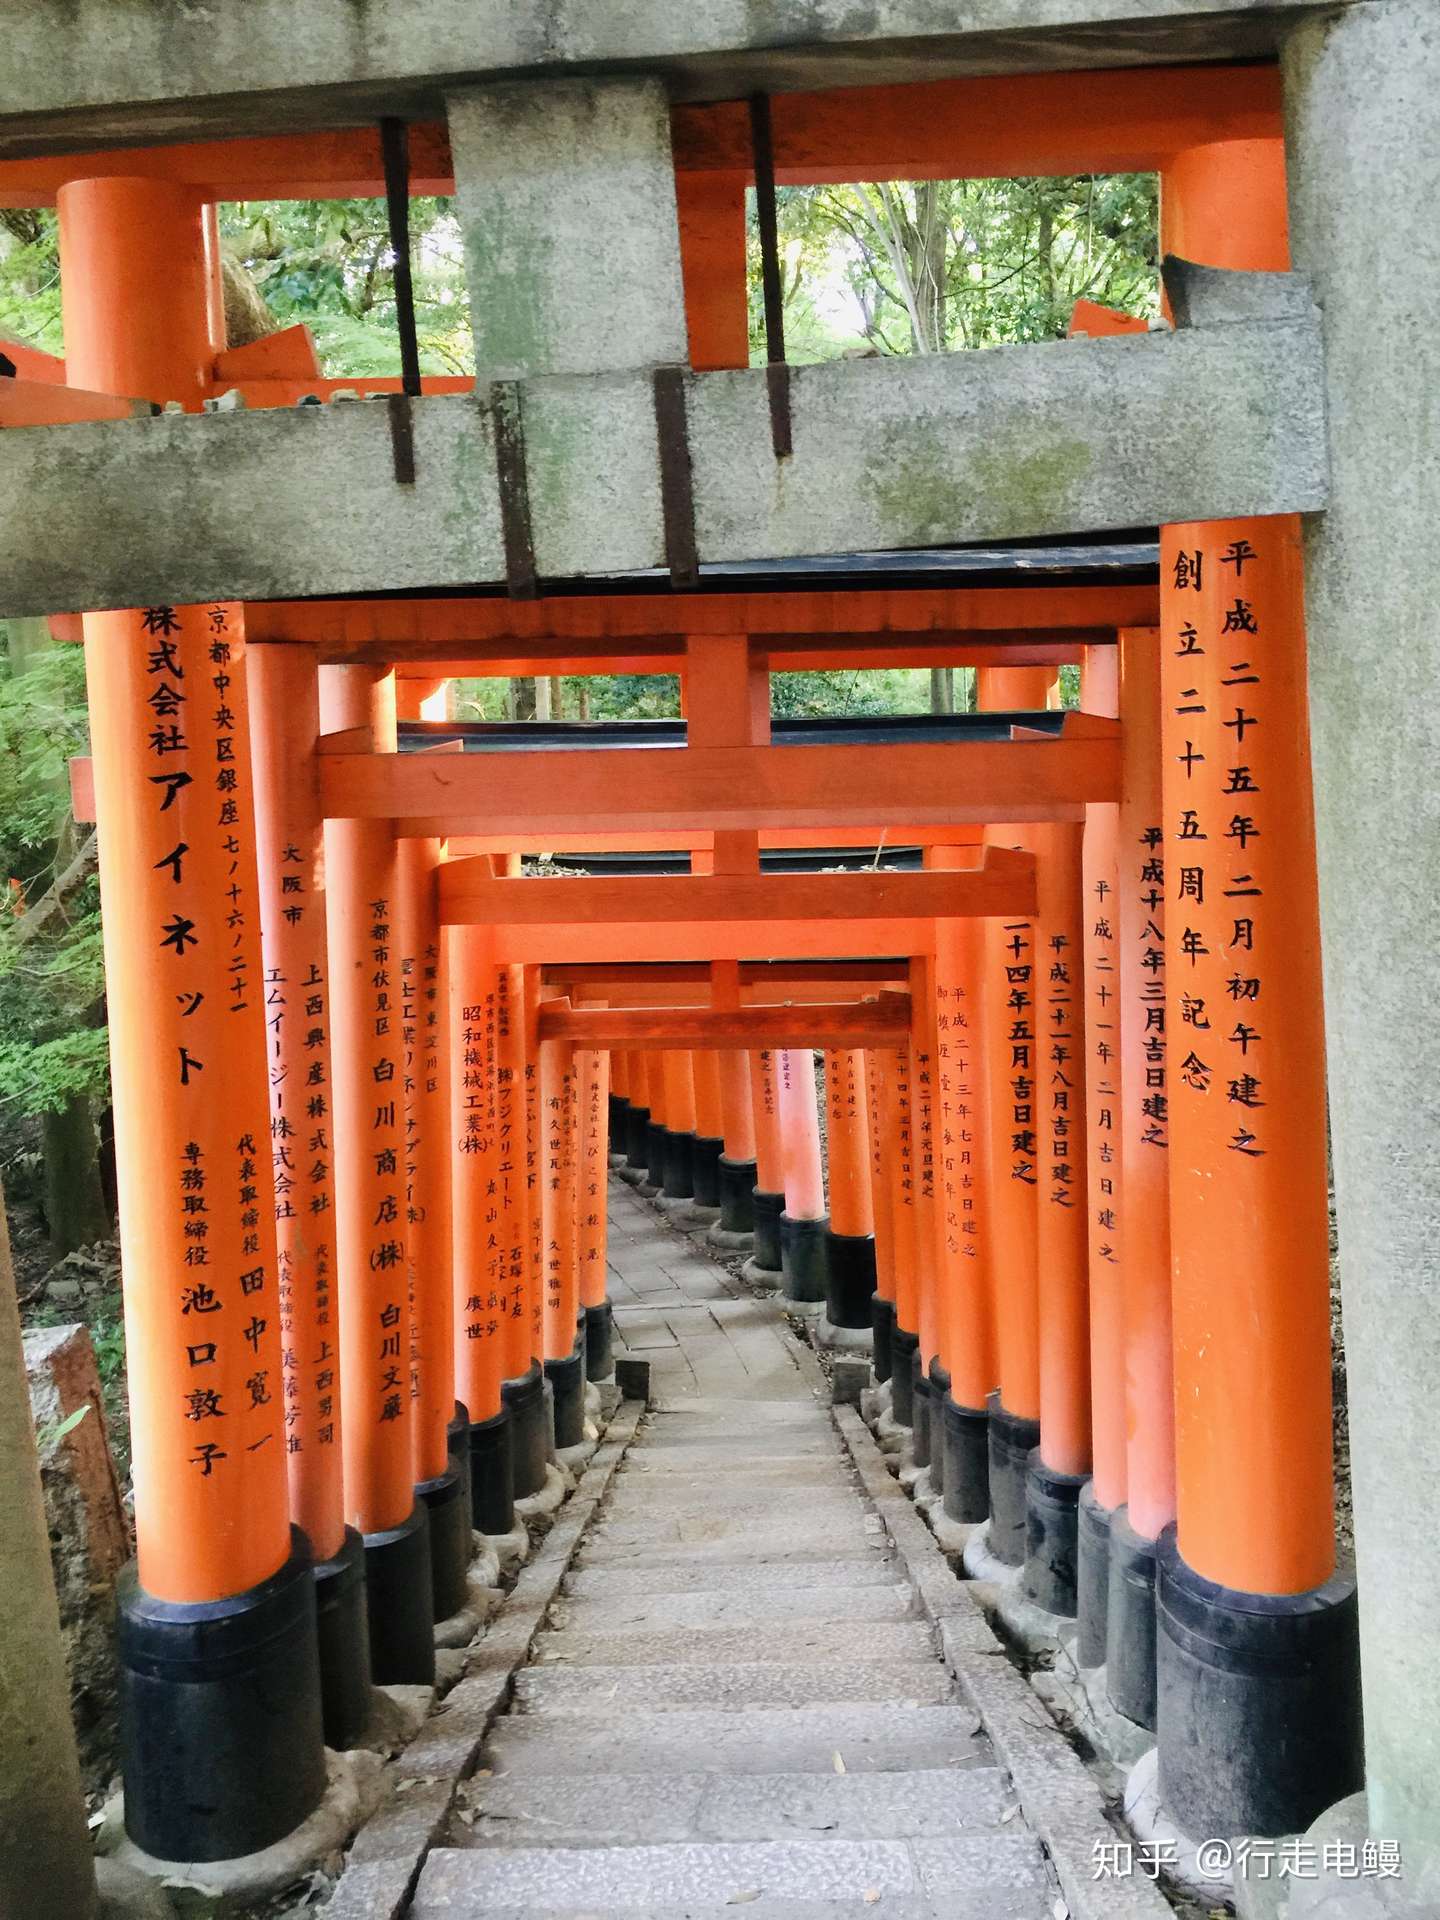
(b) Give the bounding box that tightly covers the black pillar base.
[364,1501,435,1687]
[1106,1506,1158,1731]
[824,1229,877,1330]
[717,1157,757,1235]
[468,1405,515,1537]
[891,1327,919,1427]
[641,1119,668,1193]
[118,1527,326,1862]
[780,1212,829,1303]
[871,1295,895,1383]
[662,1127,696,1201]
[911,1352,932,1469]
[1024,1455,1086,1618]
[1156,1526,1362,1838]
[448,1399,472,1517]
[620,1103,651,1184]
[313,1525,372,1752]
[419,1461,472,1622]
[925,1358,950,1484]
[690,1135,723,1208]
[502,1361,548,1499]
[987,1392,1041,1567]
[941,1396,990,1524]
[585,1297,614,1382]
[1076,1481,1113,1668]
[546,1337,587,1449]
[750,1189,785,1273]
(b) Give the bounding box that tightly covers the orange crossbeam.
[0,67,1279,207]
[538,998,912,1051]
[444,826,985,856]
[323,725,1118,836]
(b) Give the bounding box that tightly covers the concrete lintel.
[0,314,1326,618]
[0,2,1347,159]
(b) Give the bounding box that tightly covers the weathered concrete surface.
[0,314,1326,619]
[1284,0,1440,1882]
[450,79,687,379]
[0,1,1347,156]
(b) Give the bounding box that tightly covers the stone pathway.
[407,1182,1063,1918]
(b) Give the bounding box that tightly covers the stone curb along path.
[830,1405,1172,1920]
[319,1398,647,1920]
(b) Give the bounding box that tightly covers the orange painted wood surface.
[537,999,910,1051]
[323,738,1116,835]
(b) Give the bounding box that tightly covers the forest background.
[0,169,1157,1264]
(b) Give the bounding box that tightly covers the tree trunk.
[507,676,538,721]
[41,1095,112,1256]
[0,1190,99,1919]
[929,667,955,715]
[534,677,553,722]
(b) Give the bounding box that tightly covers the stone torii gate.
[0,2,1436,1911]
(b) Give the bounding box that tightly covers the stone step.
[531,1620,935,1669]
[585,1510,867,1547]
[457,1767,1014,1850]
[649,1398,828,1417]
[631,1434,843,1460]
[615,1456,847,1483]
[512,1659,954,1716]
[547,1583,918,1632]
[576,1535,886,1571]
[484,1704,987,1778]
[562,1558,904,1597]
[418,1903,1053,1920]
[412,1836,1051,1914]
[603,1482,859,1513]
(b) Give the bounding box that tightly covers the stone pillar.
[0,1198,99,1919]
[1284,0,1440,1869]
[1078,647,1124,1668]
[249,643,370,1749]
[58,176,325,1859]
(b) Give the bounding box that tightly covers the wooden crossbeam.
[538,996,911,1050]
[445,825,985,856]
[545,961,905,988]
[323,722,1118,835]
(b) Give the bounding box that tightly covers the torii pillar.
[58,178,325,1859]
[1149,136,1360,1838]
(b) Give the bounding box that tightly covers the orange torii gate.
[5,40,1366,1887]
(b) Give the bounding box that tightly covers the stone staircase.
[409,1396,1062,1919]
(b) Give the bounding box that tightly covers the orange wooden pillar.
[539,1022,586,1449]
[1107,625,1172,1733]
[57,175,326,1859]
[976,666,1050,1567]
[607,1046,629,1170]
[908,959,943,1470]
[395,814,468,1621]
[1076,646,1126,1663]
[321,666,435,1684]
[777,1047,829,1307]
[745,1048,786,1279]
[1152,141,1360,1838]
[249,642,372,1749]
[931,902,996,1523]
[710,1046,760,1248]
[638,1049,668,1198]
[498,960,547,1500]
[448,935,516,1534]
[576,1048,614,1386]
[617,1047,652,1187]
[687,1049,726,1223]
[657,1048,699,1210]
[820,1048,877,1341]
[884,1046,920,1428]
[864,1049,898,1383]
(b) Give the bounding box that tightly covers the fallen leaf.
[727,1891,761,1905]
[863,1890,881,1905]
[1000,1803,1020,1824]
[833,1751,847,1774]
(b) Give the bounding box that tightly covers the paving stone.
[530,1620,936,1668]
[575,1535,886,1570]
[512,1658,954,1714]
[483,1704,988,1777]
[457,1767,1015,1850]
[586,1507,866,1544]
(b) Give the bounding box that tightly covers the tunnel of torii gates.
[2,12,1436,1894]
